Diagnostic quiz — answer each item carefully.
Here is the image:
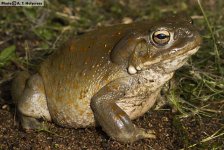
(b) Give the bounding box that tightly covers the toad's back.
[39,22,150,127]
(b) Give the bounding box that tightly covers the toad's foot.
[20,115,47,131]
[136,128,156,139]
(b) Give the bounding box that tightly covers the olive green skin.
[12,15,202,143]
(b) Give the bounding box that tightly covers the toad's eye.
[152,30,170,45]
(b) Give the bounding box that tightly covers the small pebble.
[162,117,168,122]
[148,122,153,127]
[2,104,8,110]
[122,17,133,24]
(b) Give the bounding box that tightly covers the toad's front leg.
[90,78,155,143]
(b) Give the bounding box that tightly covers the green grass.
[0,45,16,68]
[166,1,224,148]
[197,0,222,75]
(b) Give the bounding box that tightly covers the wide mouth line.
[158,45,200,61]
[169,44,200,55]
[137,46,200,70]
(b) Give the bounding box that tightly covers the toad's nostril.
[184,29,193,37]
[174,28,193,39]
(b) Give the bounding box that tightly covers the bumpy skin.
[12,15,201,143]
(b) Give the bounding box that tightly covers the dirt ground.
[0,98,223,149]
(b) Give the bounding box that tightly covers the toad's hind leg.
[12,72,51,130]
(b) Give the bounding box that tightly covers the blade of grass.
[197,0,222,76]
[0,45,16,68]
[187,127,224,149]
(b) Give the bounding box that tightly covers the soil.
[0,99,223,149]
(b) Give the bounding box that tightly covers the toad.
[11,15,201,143]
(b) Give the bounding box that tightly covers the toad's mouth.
[128,46,200,74]
[183,46,199,55]
[142,46,200,68]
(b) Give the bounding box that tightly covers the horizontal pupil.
[156,34,168,39]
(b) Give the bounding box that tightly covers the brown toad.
[11,15,201,143]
